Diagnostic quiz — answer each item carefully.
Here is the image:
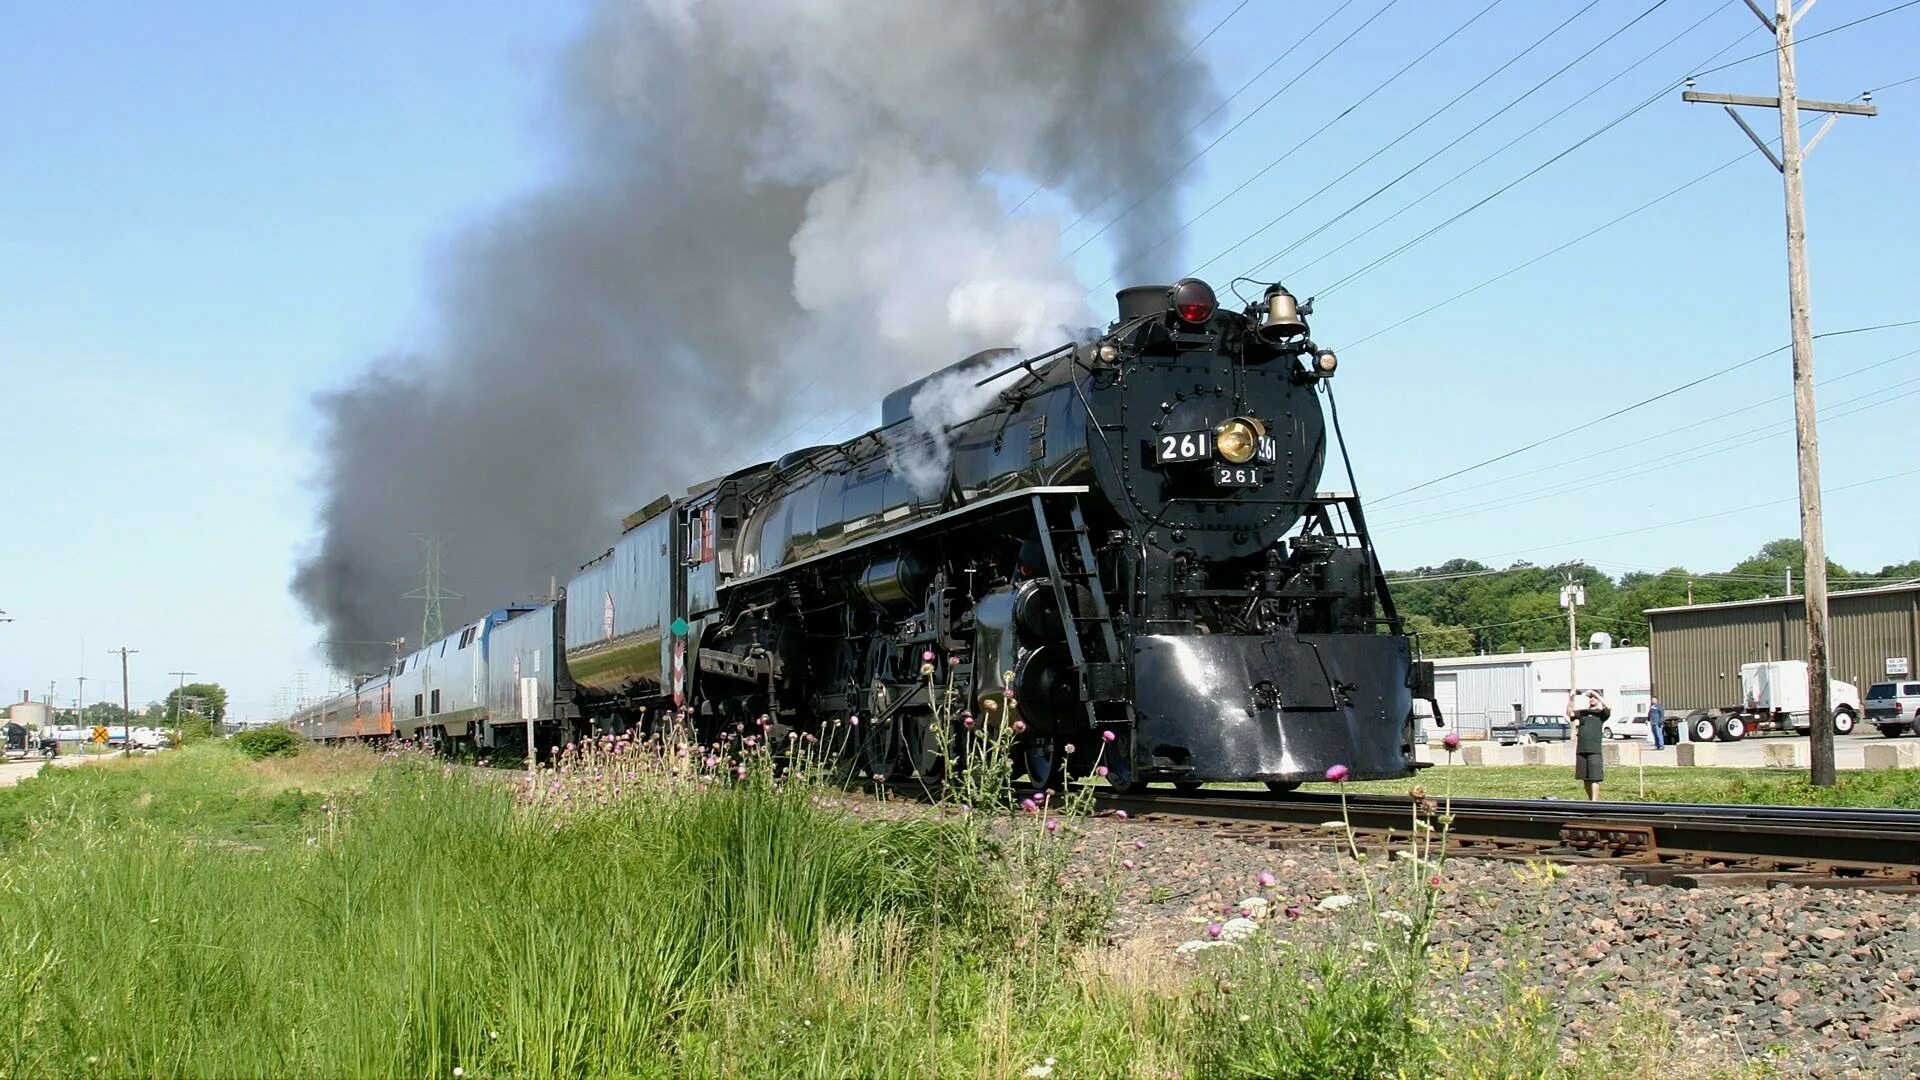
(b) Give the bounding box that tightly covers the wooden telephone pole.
[1682,0,1876,787]
[109,647,139,756]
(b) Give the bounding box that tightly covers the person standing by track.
[1647,696,1666,750]
[1569,690,1611,801]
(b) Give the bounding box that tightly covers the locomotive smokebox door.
[1130,631,1414,783]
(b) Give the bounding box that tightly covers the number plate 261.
[1154,430,1212,463]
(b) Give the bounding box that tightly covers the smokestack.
[293,0,1224,670]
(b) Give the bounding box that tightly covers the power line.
[1202,0,1732,284]
[1688,0,1920,81]
[1865,72,1920,94]
[1373,319,1920,504]
[1329,86,1877,356]
[1085,0,1512,292]
[1390,562,1917,586]
[1333,145,1750,352]
[1374,375,1920,532]
[1308,0,1917,297]
[1384,345,1920,515]
[1477,464,1920,563]
[1220,0,1679,282]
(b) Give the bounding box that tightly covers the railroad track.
[1089,789,1920,891]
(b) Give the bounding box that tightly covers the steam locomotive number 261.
[293,278,1439,790]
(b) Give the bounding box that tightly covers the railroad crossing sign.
[91,725,109,744]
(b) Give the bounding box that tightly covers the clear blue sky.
[4,1,1916,717]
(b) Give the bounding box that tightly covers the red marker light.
[1171,278,1216,324]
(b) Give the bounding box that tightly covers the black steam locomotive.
[293,279,1434,789]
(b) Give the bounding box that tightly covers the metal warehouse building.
[1646,582,1920,712]
[1420,643,1653,739]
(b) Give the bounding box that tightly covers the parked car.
[1864,681,1920,737]
[1602,711,1681,744]
[1491,714,1571,745]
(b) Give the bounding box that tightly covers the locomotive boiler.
[293,278,1435,790]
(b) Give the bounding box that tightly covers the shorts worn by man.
[1570,691,1611,801]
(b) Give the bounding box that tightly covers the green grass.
[1300,764,1920,806]
[0,741,1773,1078]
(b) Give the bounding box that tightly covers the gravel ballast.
[1073,814,1920,1079]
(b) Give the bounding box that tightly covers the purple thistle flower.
[1205,923,1222,940]
[1020,798,1039,813]
[1063,743,1076,754]
[1257,871,1276,888]
[1095,766,1109,778]
[1012,720,1027,734]
[1134,839,1147,850]
[962,715,975,728]
[1122,858,1136,870]
[1442,731,1461,751]
[1101,730,1117,743]
[1045,819,1061,833]
[849,716,860,727]
[1325,763,1350,783]
[1113,809,1128,820]
[1284,905,1301,919]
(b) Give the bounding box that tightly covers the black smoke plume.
[295,0,1222,673]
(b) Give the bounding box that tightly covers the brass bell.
[1258,284,1308,343]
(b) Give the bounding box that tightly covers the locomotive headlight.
[1096,341,1120,364]
[1315,350,1338,375]
[1214,416,1264,464]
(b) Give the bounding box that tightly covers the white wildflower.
[1316,894,1356,912]
[453,1069,465,1078]
[1379,910,1413,928]
[1219,917,1260,942]
[1361,940,1380,953]
[1237,897,1270,919]
[1320,820,1348,830]
[1024,1065,1054,1078]
[1237,1014,1251,1024]
[1175,939,1235,955]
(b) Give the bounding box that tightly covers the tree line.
[1391,539,1920,658]
[51,683,229,730]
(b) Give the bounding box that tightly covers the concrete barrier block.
[1521,745,1548,766]
[1602,742,1642,767]
[1676,742,1718,766]
[1460,744,1489,766]
[1763,742,1805,769]
[1864,744,1918,770]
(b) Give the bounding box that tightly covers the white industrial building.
[1419,636,1653,739]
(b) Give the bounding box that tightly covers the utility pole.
[76,674,87,727]
[109,647,138,756]
[169,670,196,751]
[1561,574,1587,702]
[1683,0,1876,788]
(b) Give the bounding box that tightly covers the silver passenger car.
[564,505,675,700]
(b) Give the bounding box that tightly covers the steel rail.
[1089,788,1920,880]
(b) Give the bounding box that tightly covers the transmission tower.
[403,533,462,646]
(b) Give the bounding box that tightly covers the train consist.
[291,279,1437,788]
